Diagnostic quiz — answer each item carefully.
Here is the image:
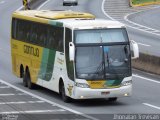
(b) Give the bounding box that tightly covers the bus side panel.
[11,39,43,84]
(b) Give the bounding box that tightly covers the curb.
[132,53,160,75]
[129,0,160,7]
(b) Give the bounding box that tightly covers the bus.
[11,10,139,102]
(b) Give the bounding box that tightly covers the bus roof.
[12,10,125,29]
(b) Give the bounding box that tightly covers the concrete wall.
[132,53,160,75]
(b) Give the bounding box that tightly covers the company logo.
[24,45,39,57]
[67,85,73,96]
[90,81,102,84]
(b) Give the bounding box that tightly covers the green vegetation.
[132,0,160,5]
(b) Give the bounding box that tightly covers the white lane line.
[0,86,10,88]
[143,103,160,110]
[0,94,15,96]
[133,74,160,84]
[101,0,160,36]
[27,101,44,103]
[137,43,151,47]
[101,0,114,20]
[0,109,66,114]
[37,0,50,10]
[0,93,29,96]
[16,6,23,11]
[0,79,98,120]
[17,93,27,95]
[0,101,45,105]
[124,13,160,32]
[124,6,160,33]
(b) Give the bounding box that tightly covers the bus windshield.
[75,28,128,44]
[75,29,131,80]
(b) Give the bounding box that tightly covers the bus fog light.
[75,82,90,88]
[124,93,129,96]
[121,80,132,86]
[80,96,84,99]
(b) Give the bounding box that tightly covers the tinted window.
[12,18,64,52]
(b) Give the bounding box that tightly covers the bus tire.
[23,71,28,87]
[25,69,34,89]
[60,82,70,103]
[108,97,117,102]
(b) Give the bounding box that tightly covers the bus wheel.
[23,71,28,87]
[108,97,117,102]
[61,82,70,103]
[25,70,34,89]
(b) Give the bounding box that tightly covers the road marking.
[16,6,24,11]
[102,0,160,36]
[133,74,160,84]
[0,101,45,105]
[0,79,98,120]
[124,7,160,36]
[0,109,66,114]
[17,93,27,95]
[0,94,15,96]
[0,86,10,88]
[37,0,50,10]
[137,42,151,47]
[143,103,160,110]
[0,93,29,96]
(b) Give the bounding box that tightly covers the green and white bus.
[11,10,139,102]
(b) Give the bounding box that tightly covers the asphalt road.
[0,0,160,120]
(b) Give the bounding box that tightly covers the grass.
[132,0,160,5]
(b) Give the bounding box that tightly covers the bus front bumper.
[73,85,132,99]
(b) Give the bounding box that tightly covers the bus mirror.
[69,42,75,61]
[130,40,139,59]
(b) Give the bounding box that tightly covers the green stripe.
[45,49,56,81]
[39,48,56,81]
[105,79,123,86]
[49,20,63,27]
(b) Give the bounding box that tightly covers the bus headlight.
[121,80,132,86]
[75,82,90,88]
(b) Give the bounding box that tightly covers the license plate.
[101,91,110,95]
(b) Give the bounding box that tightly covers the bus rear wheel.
[60,82,70,103]
[24,69,34,89]
[23,71,28,87]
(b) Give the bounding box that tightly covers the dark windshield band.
[75,42,129,47]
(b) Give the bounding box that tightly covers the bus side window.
[55,27,64,52]
[17,20,23,41]
[47,26,56,49]
[30,23,38,44]
[12,18,17,39]
[24,21,31,42]
[38,24,47,47]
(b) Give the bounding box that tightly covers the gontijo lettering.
[24,45,39,57]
